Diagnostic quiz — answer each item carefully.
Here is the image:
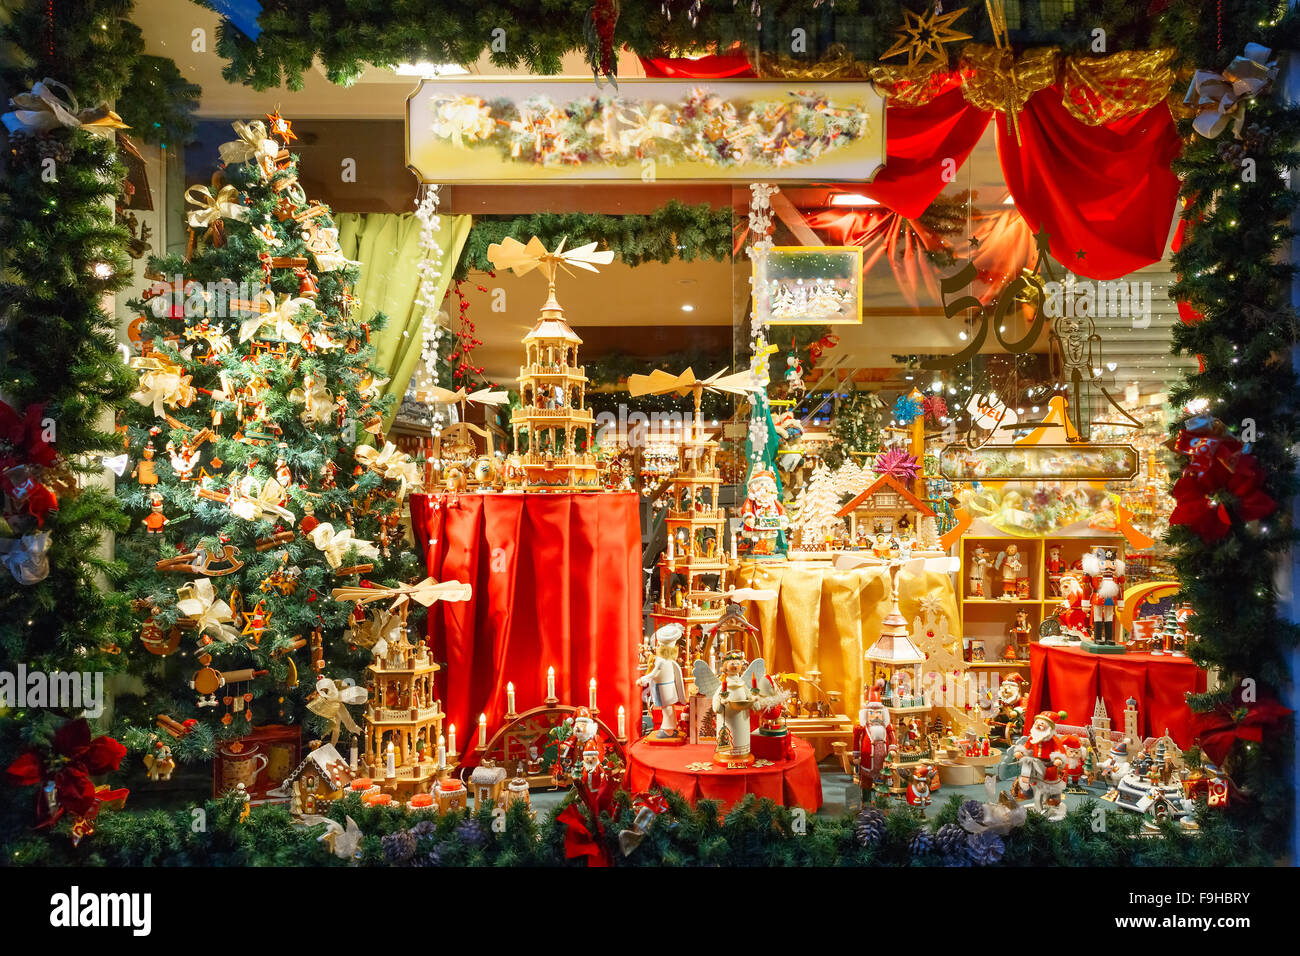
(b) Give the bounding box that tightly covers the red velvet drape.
[410,492,643,763]
[997,87,1182,280]
[638,53,755,78]
[1027,644,1207,748]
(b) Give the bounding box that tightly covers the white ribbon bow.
[238,292,316,344]
[0,532,51,585]
[2,78,127,135]
[354,441,423,499]
[175,578,239,643]
[309,522,379,569]
[130,356,194,418]
[288,375,335,424]
[306,678,367,744]
[185,184,250,230]
[1185,43,1278,140]
[229,475,296,525]
[218,120,280,171]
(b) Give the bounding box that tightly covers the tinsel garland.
[412,184,447,435]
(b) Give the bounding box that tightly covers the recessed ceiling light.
[681,304,694,312]
[831,193,879,206]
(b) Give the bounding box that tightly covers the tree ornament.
[880,4,972,68]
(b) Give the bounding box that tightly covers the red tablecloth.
[410,492,643,762]
[1027,644,1207,748]
[626,737,823,811]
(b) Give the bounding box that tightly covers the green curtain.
[335,211,472,427]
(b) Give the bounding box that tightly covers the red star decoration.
[266,110,296,144]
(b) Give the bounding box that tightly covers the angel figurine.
[691,651,784,768]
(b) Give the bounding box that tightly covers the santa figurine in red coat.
[1054,573,1090,640]
[1082,547,1125,645]
[1012,710,1067,805]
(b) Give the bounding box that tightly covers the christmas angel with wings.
[691,652,788,767]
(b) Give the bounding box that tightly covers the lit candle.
[385,741,395,779]
[617,705,626,738]
[348,736,358,772]
[668,533,675,560]
[547,666,556,700]
[589,678,598,710]
[507,681,516,714]
[437,735,447,770]
[448,724,457,756]
[731,531,738,559]
[478,713,487,747]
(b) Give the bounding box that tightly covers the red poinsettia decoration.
[5,718,128,829]
[1168,418,1276,543]
[1191,691,1292,766]
[874,447,919,483]
[922,395,949,423]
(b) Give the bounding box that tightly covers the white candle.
[507,681,516,714]
[668,533,675,560]
[617,705,626,738]
[478,713,487,747]
[589,678,598,710]
[348,737,358,772]
[731,531,738,559]
[448,724,457,756]
[547,666,556,699]
[384,741,395,779]
[437,735,447,770]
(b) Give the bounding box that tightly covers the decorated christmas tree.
[113,115,422,763]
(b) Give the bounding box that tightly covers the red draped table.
[410,492,643,763]
[1027,644,1207,748]
[626,737,823,811]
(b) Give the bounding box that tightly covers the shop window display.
[0,0,1296,893]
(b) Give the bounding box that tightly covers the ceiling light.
[1003,196,1016,205]
[831,193,879,206]
[394,62,470,76]
[681,304,694,312]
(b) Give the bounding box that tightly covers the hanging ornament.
[584,0,621,88]
[880,4,972,68]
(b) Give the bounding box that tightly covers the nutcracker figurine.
[968,545,990,597]
[637,624,687,742]
[854,692,897,793]
[1046,545,1064,597]
[1081,547,1125,646]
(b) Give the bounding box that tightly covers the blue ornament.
[892,395,921,424]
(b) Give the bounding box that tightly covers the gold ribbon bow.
[229,475,296,525]
[308,522,380,569]
[961,45,1059,146]
[2,78,127,135]
[185,184,250,233]
[1185,43,1277,140]
[175,578,239,643]
[238,292,316,344]
[288,374,335,424]
[354,442,423,499]
[130,355,195,417]
[306,678,367,745]
[219,120,281,175]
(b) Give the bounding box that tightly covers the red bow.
[633,791,670,816]
[556,768,616,867]
[0,401,56,471]
[5,718,128,829]
[1191,695,1292,766]
[1169,421,1275,543]
[808,334,839,364]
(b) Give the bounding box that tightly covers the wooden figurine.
[143,740,176,781]
[132,430,161,486]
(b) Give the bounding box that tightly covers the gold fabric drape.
[732,562,961,718]
[334,211,471,427]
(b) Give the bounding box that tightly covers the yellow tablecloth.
[732,561,960,719]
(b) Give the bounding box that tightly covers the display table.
[410,492,643,760]
[625,736,823,811]
[1027,643,1207,748]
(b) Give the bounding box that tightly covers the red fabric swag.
[638,53,755,78]
[998,87,1182,280]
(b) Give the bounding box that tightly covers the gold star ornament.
[881,4,972,68]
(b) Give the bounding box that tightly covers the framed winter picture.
[759,246,863,325]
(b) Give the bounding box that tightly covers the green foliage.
[455,202,732,281]
[110,133,420,757]
[116,55,202,147]
[824,392,881,469]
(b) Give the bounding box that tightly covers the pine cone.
[908,829,935,857]
[853,807,887,847]
[381,829,417,864]
[456,818,488,849]
[968,830,1006,866]
[933,822,967,858]
[409,819,438,841]
[413,845,443,867]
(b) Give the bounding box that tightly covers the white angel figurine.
[691,651,785,767]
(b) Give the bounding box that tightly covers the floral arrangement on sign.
[429,90,871,168]
[958,483,1120,536]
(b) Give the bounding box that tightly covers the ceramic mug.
[220,743,268,792]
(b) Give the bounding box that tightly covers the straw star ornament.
[881,4,972,68]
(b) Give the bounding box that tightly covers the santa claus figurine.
[1054,573,1090,640]
[1082,547,1125,645]
[1060,734,1087,792]
[1012,710,1067,805]
[740,469,788,556]
[637,624,687,741]
[988,675,1027,744]
[854,690,896,792]
[578,738,605,791]
[556,706,600,781]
